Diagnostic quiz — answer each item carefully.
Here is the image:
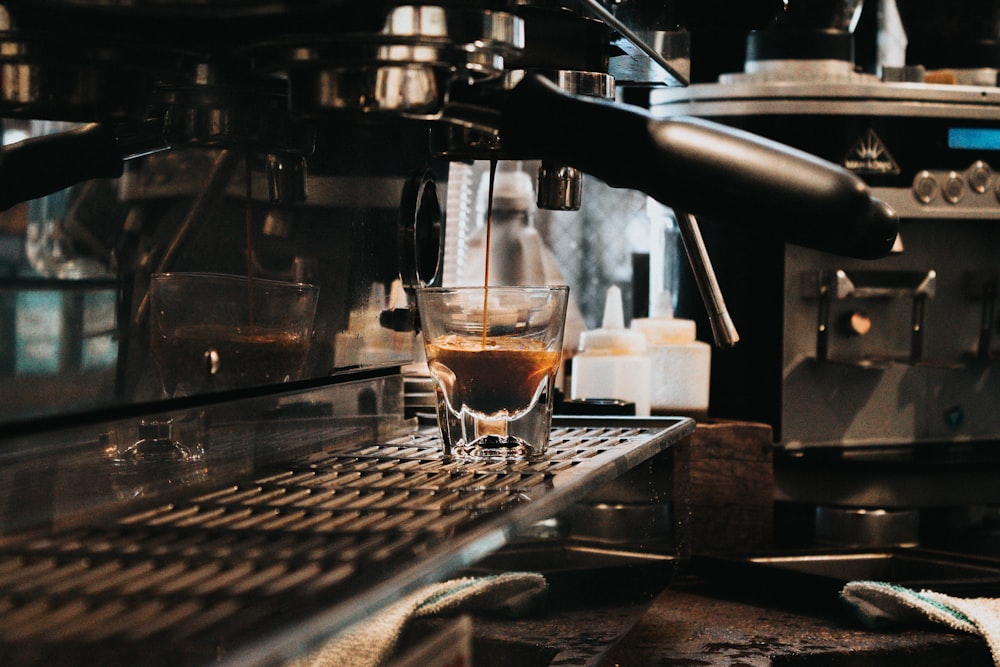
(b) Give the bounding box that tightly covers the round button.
[912,170,938,204]
[968,161,992,194]
[943,171,965,204]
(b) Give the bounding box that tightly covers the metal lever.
[497,74,899,260]
[0,120,169,212]
[578,0,689,86]
[966,271,997,361]
[979,280,997,361]
[675,210,739,347]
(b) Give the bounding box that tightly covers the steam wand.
[675,210,739,347]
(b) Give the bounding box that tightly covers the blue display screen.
[948,127,1000,150]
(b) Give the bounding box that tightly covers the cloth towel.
[288,572,548,667]
[841,580,1000,665]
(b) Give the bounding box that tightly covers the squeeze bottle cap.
[578,286,647,354]
[631,290,697,345]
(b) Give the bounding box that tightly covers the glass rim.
[416,284,569,294]
[151,271,320,292]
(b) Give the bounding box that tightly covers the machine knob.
[969,161,992,194]
[943,171,965,204]
[912,170,938,204]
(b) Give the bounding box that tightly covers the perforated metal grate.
[0,419,692,667]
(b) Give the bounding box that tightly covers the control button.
[943,171,965,204]
[968,161,992,193]
[912,170,938,204]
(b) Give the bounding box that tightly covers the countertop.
[599,578,995,666]
[446,575,995,666]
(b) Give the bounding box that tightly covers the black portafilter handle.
[0,123,125,211]
[499,74,898,260]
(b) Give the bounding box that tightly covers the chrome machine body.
[0,0,897,434]
[654,0,1000,546]
[657,81,1000,450]
[0,0,903,663]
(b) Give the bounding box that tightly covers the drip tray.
[0,416,693,667]
[693,548,1000,609]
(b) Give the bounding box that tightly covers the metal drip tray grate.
[0,418,692,667]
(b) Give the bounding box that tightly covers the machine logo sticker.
[842,129,900,175]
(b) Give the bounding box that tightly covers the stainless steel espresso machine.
[0,2,899,665]
[656,0,1000,550]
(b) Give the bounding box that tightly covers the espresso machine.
[656,0,1000,549]
[0,2,900,665]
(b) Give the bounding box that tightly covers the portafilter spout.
[493,73,898,261]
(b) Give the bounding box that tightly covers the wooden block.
[674,420,774,554]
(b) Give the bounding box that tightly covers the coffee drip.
[481,158,499,348]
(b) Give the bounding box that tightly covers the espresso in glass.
[426,334,560,416]
[417,286,569,461]
[152,324,311,397]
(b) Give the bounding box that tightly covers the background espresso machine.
[0,1,899,665]
[656,0,1000,549]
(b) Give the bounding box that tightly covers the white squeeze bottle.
[630,291,711,417]
[570,285,652,416]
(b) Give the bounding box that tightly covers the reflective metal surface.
[657,76,1000,450]
[693,547,1000,609]
[0,120,445,426]
[0,412,693,667]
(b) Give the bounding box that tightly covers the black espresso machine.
[0,2,897,665]
[656,0,1000,549]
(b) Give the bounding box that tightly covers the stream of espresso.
[481,158,498,348]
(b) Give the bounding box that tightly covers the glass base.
[452,435,542,462]
[120,437,203,463]
[120,418,203,463]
